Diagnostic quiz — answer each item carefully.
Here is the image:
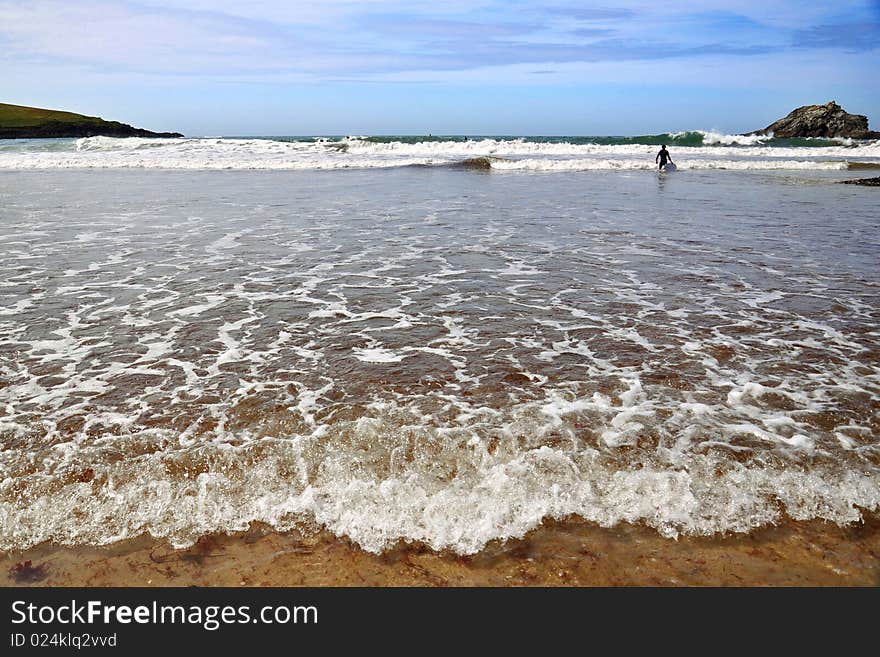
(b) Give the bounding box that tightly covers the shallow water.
[0,167,878,553]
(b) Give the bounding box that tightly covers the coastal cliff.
[0,103,183,139]
[748,101,880,139]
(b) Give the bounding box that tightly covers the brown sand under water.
[3,514,879,587]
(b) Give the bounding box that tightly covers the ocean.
[0,134,878,556]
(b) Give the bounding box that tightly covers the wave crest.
[0,134,875,171]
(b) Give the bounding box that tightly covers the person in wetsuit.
[656,144,673,170]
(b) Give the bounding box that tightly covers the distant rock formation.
[0,102,183,139]
[0,121,184,139]
[748,101,880,139]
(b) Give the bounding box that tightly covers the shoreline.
[4,514,878,587]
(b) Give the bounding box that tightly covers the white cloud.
[0,0,875,80]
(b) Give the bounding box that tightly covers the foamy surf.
[2,431,877,554]
[0,134,876,171]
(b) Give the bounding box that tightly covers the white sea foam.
[1,420,877,554]
[490,158,851,171]
[0,135,875,171]
[672,130,767,146]
[353,347,407,363]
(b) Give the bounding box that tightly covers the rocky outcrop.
[748,101,880,139]
[841,176,880,186]
[456,156,496,170]
[0,121,183,139]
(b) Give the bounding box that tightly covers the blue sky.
[1,1,878,135]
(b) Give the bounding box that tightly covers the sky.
[1,0,878,135]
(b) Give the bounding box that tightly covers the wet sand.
[3,514,879,587]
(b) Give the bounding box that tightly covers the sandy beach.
[4,513,878,587]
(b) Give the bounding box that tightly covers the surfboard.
[661,162,677,172]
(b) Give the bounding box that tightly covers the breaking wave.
[0,133,876,171]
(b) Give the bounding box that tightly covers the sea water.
[0,135,878,554]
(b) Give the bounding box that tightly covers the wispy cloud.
[543,6,636,21]
[1,0,877,80]
[793,22,880,51]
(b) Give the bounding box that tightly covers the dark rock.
[747,101,880,139]
[9,560,49,583]
[0,121,183,139]
[840,176,880,186]
[456,156,503,170]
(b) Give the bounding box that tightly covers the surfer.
[656,144,674,170]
